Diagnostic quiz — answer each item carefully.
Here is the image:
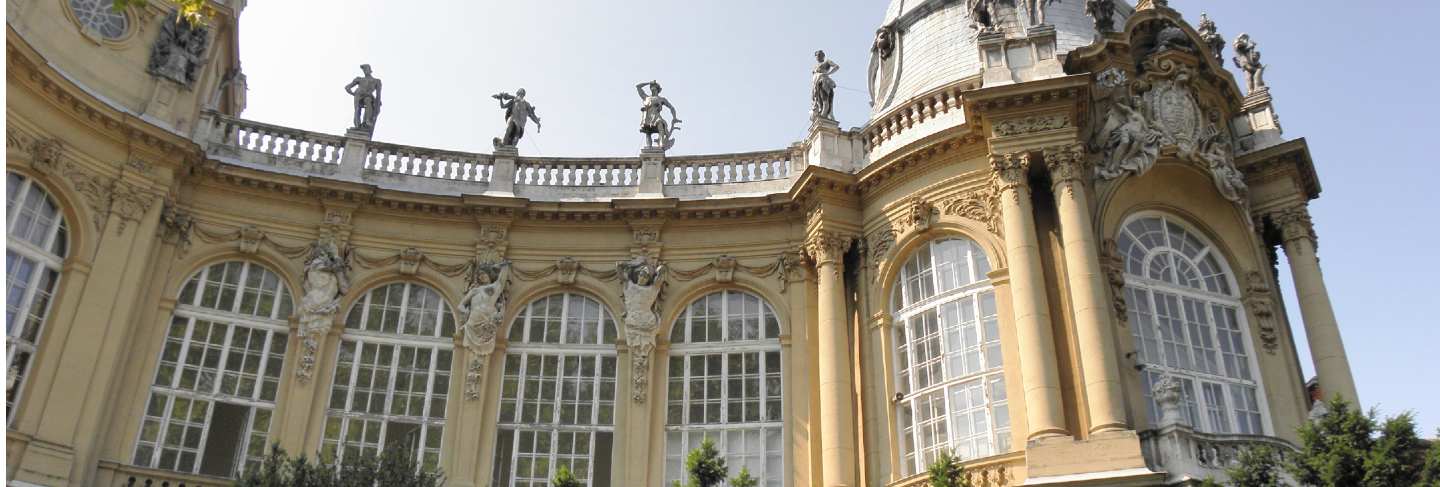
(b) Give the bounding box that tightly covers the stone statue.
[1022,0,1062,27]
[344,64,383,132]
[459,261,510,399]
[147,13,210,87]
[1152,374,1186,427]
[636,81,681,151]
[811,50,840,121]
[1232,33,1266,93]
[492,89,541,149]
[967,0,999,32]
[297,239,349,381]
[1197,13,1226,64]
[1154,24,1193,54]
[1084,0,1116,33]
[1097,96,1163,179]
[871,26,895,60]
[618,257,665,402]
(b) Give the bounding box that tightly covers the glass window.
[323,283,454,472]
[6,173,68,422]
[892,238,1009,475]
[1118,215,1266,435]
[665,290,784,487]
[68,0,129,40]
[133,261,291,477]
[494,293,617,487]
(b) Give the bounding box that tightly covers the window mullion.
[190,399,218,474]
[397,283,412,335]
[6,181,31,235]
[254,331,274,402]
[560,294,571,345]
[379,344,401,450]
[232,264,252,315]
[212,322,237,395]
[420,346,438,459]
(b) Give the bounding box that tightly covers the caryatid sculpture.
[811,50,840,121]
[636,80,681,151]
[344,64,382,132]
[296,239,350,382]
[1232,34,1266,93]
[618,257,665,402]
[459,261,510,399]
[492,89,541,149]
[1022,0,1062,27]
[1084,0,1117,33]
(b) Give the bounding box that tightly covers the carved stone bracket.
[1242,271,1280,354]
[158,200,195,254]
[1100,238,1129,327]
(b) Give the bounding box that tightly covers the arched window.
[132,261,292,477]
[322,282,455,471]
[493,292,617,487]
[891,238,1010,474]
[665,290,784,487]
[1118,215,1266,435]
[6,172,69,422]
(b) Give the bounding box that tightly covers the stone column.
[1271,205,1358,404]
[992,152,1068,440]
[806,232,856,487]
[1045,145,1127,433]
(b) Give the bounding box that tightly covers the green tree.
[1419,431,1440,487]
[730,466,759,487]
[1289,396,1375,487]
[112,0,213,25]
[1362,412,1425,486]
[552,464,582,487]
[682,437,729,487]
[926,450,968,487]
[235,444,441,487]
[1224,444,1283,487]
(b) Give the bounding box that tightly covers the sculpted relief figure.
[147,12,210,87]
[967,0,1000,32]
[1084,0,1116,33]
[344,64,383,132]
[1021,0,1062,27]
[811,50,840,121]
[618,257,665,402]
[1233,34,1266,93]
[1196,13,1226,63]
[637,81,682,151]
[492,89,541,149]
[460,262,510,399]
[1096,96,1163,179]
[297,239,350,381]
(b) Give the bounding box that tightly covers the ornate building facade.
[5,0,1355,486]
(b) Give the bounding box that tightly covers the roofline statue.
[637,80,681,151]
[492,89,541,149]
[1232,33,1266,93]
[811,50,840,121]
[344,64,382,133]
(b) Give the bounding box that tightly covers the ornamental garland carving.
[940,187,1002,237]
[618,257,666,403]
[1242,271,1280,354]
[510,257,619,284]
[993,114,1072,137]
[669,255,783,284]
[459,262,510,399]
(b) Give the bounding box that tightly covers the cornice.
[964,74,1091,117]
[1238,138,1320,201]
[855,132,987,197]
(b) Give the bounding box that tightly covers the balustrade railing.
[863,77,980,153]
[1140,425,1296,484]
[95,461,226,487]
[889,452,1023,487]
[365,141,492,182]
[514,158,642,186]
[209,115,345,165]
[663,149,794,185]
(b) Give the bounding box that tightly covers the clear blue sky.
[238,1,1439,434]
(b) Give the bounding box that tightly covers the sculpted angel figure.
[1097,97,1163,179]
[1232,33,1266,92]
[619,257,665,401]
[297,240,349,379]
[637,80,681,150]
[811,50,840,121]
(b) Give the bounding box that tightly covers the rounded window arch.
[132,260,292,477]
[891,237,1010,474]
[1117,214,1266,435]
[6,172,69,422]
[492,292,618,487]
[664,289,784,486]
[68,0,130,41]
[322,282,456,472]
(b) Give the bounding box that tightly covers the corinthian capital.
[1270,205,1316,247]
[990,152,1033,194]
[804,232,854,268]
[1044,144,1088,191]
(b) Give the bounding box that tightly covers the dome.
[868,0,1132,119]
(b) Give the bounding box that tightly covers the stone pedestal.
[488,146,518,196]
[339,130,372,180]
[1235,88,1284,153]
[637,147,665,197]
[803,118,863,172]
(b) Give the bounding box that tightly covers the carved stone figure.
[147,13,209,87]
[1096,96,1162,179]
[297,239,349,381]
[618,257,665,402]
[1196,13,1226,63]
[1084,0,1116,33]
[1153,24,1193,54]
[636,80,681,151]
[967,0,1000,32]
[1021,0,1062,27]
[811,50,840,121]
[871,26,895,60]
[492,89,541,149]
[1152,375,1185,427]
[344,64,383,132]
[1232,33,1266,93]
[460,261,510,399]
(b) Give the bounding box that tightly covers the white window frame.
[6,172,68,423]
[665,290,785,487]
[890,238,1011,475]
[1118,214,1272,436]
[494,292,618,487]
[132,261,291,477]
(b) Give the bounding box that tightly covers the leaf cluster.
[234,445,442,487]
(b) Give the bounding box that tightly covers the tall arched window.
[322,282,455,471]
[892,238,1010,474]
[493,292,617,487]
[6,172,69,422]
[665,290,784,487]
[132,261,292,477]
[1118,215,1266,435]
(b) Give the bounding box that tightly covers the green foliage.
[730,466,759,487]
[1362,412,1425,486]
[683,438,729,487]
[926,450,968,487]
[1289,396,1375,487]
[1419,431,1440,487]
[552,464,582,487]
[234,444,442,487]
[111,0,213,25]
[1195,477,1223,487]
[1225,444,1283,487]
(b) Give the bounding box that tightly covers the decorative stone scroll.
[940,186,1001,237]
[459,262,510,399]
[618,257,666,403]
[1242,271,1280,354]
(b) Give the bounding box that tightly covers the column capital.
[1268,204,1316,248]
[1043,143,1088,194]
[989,151,1034,194]
[804,232,854,269]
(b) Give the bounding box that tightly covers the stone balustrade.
[662,149,796,185]
[863,77,980,164]
[1139,425,1296,484]
[888,452,1023,487]
[514,157,642,186]
[206,115,346,165]
[365,141,493,182]
[93,461,227,487]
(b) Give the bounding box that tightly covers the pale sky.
[238,0,1440,435]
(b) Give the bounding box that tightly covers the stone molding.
[994,114,1072,137]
